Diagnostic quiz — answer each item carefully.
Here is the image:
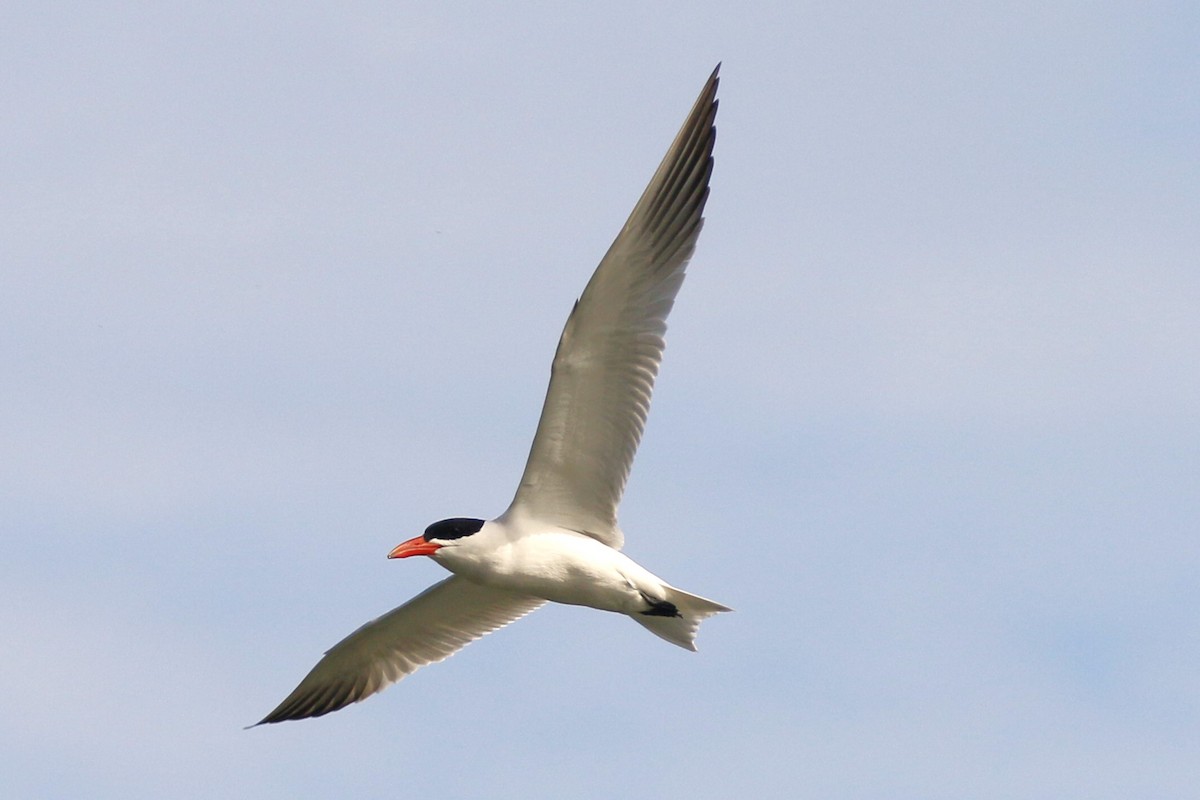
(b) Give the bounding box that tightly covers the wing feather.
[505,66,719,547]
[256,577,544,724]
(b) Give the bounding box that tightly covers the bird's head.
[387,517,486,559]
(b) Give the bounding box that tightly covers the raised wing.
[255,577,544,724]
[505,66,719,548]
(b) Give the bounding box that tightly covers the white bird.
[257,66,728,725]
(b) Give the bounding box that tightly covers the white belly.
[435,529,667,614]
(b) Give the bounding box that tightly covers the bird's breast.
[447,531,655,614]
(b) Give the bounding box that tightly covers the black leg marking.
[639,592,681,618]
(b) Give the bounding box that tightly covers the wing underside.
[505,66,720,548]
[257,577,545,724]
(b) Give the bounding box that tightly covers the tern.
[257,66,727,725]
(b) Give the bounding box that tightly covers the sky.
[2,2,1198,798]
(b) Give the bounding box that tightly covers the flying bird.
[257,66,727,725]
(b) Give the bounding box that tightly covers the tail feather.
[632,585,731,651]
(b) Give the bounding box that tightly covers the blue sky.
[3,3,1198,798]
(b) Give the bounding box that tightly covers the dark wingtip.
[707,63,721,96]
[249,710,283,727]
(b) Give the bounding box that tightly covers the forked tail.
[632,585,731,651]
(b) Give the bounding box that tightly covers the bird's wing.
[505,66,719,549]
[255,577,545,724]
